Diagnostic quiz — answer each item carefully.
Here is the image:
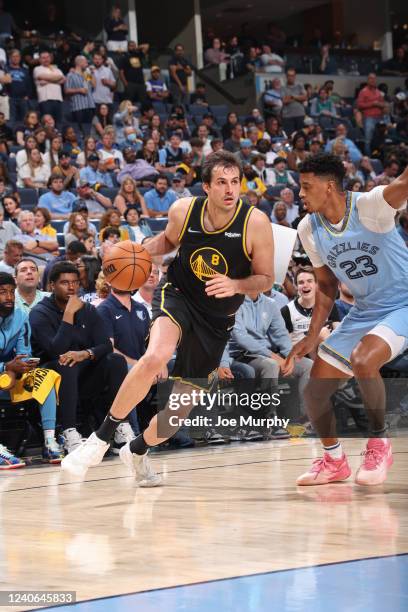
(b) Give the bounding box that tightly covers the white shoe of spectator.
[119,443,162,487]
[111,422,136,455]
[62,428,86,454]
[61,433,110,478]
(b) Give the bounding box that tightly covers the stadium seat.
[210,104,229,116]
[7,157,16,173]
[18,188,38,207]
[51,220,66,233]
[56,233,65,247]
[152,101,167,114]
[189,104,207,118]
[144,217,168,234]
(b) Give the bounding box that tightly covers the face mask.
[127,133,137,142]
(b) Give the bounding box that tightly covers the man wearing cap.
[79,153,114,188]
[74,181,112,219]
[146,66,169,101]
[238,139,253,165]
[171,173,191,198]
[39,174,77,220]
[52,152,80,190]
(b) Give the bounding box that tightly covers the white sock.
[44,429,55,444]
[323,441,343,459]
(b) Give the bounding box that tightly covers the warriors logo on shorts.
[189,247,228,282]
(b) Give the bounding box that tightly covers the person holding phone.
[0,272,63,469]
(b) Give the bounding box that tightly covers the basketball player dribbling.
[282,154,408,486]
[62,151,275,484]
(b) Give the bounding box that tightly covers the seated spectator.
[171,173,192,198]
[244,189,271,217]
[157,133,184,174]
[64,212,96,247]
[30,261,128,454]
[324,123,362,164]
[310,87,338,118]
[113,100,141,146]
[238,139,253,165]
[38,174,77,220]
[271,201,291,226]
[245,46,261,74]
[260,44,285,73]
[132,263,160,317]
[43,134,63,172]
[144,175,178,218]
[77,255,101,302]
[240,165,267,198]
[99,209,127,241]
[90,271,111,307]
[99,226,122,259]
[118,145,159,186]
[374,159,400,184]
[15,210,59,264]
[279,187,300,225]
[269,157,298,187]
[204,37,230,67]
[122,206,153,243]
[176,139,205,184]
[382,47,408,76]
[74,180,112,218]
[41,114,57,140]
[76,137,98,168]
[3,196,21,225]
[91,103,112,141]
[224,123,244,153]
[63,202,99,237]
[113,176,148,216]
[17,148,50,189]
[263,78,283,116]
[346,178,363,192]
[190,83,208,106]
[16,135,38,171]
[335,282,355,321]
[221,111,239,140]
[42,240,87,291]
[286,134,310,170]
[34,126,48,154]
[79,153,114,188]
[210,137,224,153]
[62,126,82,160]
[146,66,169,102]
[397,211,408,246]
[0,272,63,468]
[15,258,50,314]
[15,111,40,147]
[0,201,20,258]
[98,130,124,169]
[229,290,312,427]
[52,151,80,191]
[0,239,23,273]
[136,137,160,167]
[104,5,128,53]
[0,113,13,146]
[280,266,340,358]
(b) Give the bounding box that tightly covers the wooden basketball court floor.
[1,437,407,611]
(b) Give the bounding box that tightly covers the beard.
[0,304,14,318]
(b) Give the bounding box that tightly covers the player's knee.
[350,347,374,374]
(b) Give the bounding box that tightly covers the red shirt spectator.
[357,73,385,119]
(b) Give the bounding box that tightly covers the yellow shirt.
[40,225,57,238]
[240,176,267,196]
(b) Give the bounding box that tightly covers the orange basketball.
[102,240,152,291]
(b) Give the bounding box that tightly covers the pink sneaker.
[355,438,393,486]
[296,452,351,486]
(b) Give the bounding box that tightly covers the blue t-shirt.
[97,294,149,360]
[144,188,178,213]
[39,191,77,215]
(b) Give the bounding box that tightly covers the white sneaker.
[61,433,110,478]
[62,428,86,454]
[112,422,136,455]
[119,443,162,487]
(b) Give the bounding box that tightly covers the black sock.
[129,433,149,455]
[96,412,122,443]
[371,425,388,437]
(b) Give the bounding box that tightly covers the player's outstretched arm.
[383,164,408,209]
[142,198,193,257]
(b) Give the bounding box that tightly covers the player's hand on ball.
[205,274,238,298]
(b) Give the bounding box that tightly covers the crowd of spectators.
[0,4,407,467]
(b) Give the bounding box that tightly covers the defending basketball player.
[62,150,275,483]
[281,153,408,486]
